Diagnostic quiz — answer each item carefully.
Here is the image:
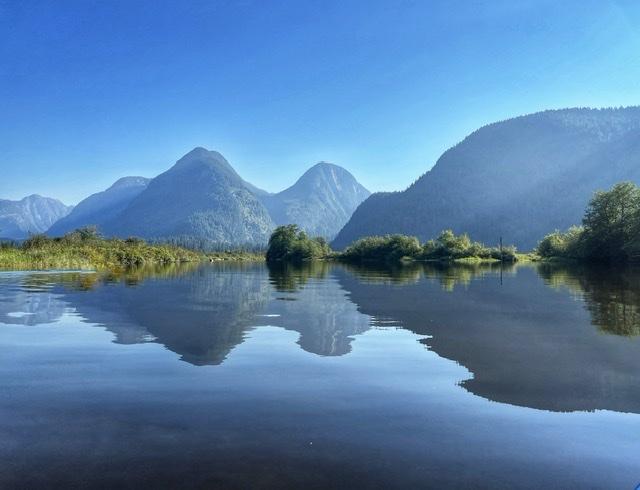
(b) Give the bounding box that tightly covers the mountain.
[101,147,275,245]
[47,176,150,236]
[333,107,640,250]
[0,195,72,239]
[262,162,370,239]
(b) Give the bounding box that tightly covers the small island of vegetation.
[265,224,517,264]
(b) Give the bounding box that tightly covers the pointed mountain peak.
[173,147,237,175]
[180,146,227,163]
[295,161,366,191]
[307,161,343,173]
[23,193,45,201]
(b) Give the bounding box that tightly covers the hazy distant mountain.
[0,195,71,239]
[48,176,150,236]
[262,162,370,239]
[102,148,275,245]
[333,107,640,250]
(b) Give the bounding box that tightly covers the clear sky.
[1,0,639,204]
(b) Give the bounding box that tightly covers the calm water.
[1,261,639,489]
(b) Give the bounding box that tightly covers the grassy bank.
[0,233,202,271]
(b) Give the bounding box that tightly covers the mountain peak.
[305,161,346,175]
[261,161,370,239]
[173,147,237,176]
[23,193,45,201]
[181,146,226,163]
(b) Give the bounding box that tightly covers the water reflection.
[539,263,640,336]
[336,262,640,413]
[267,262,370,355]
[2,261,640,413]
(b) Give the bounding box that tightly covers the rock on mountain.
[0,195,72,239]
[48,176,150,236]
[262,162,370,239]
[102,148,275,245]
[333,107,640,250]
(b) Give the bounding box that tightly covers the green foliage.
[339,230,514,264]
[341,234,422,262]
[537,226,584,259]
[423,230,486,260]
[537,182,640,263]
[0,229,201,271]
[266,225,331,262]
[582,182,640,261]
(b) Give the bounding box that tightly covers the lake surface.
[1,261,639,489]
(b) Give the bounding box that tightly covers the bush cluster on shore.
[265,225,516,264]
[0,227,200,270]
[340,230,516,263]
[537,182,640,263]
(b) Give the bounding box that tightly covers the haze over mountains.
[40,147,370,246]
[4,107,640,249]
[333,107,640,250]
[262,162,370,238]
[48,176,150,236]
[0,195,71,239]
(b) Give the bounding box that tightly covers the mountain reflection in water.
[1,261,639,414]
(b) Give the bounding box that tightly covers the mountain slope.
[262,162,370,238]
[48,176,150,236]
[333,107,640,250]
[102,148,275,245]
[0,195,72,239]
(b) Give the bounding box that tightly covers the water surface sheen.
[0,262,639,489]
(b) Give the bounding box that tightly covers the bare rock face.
[0,195,72,239]
[261,162,370,239]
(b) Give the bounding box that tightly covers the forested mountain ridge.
[262,162,370,239]
[48,176,150,236]
[333,107,640,250]
[0,195,72,239]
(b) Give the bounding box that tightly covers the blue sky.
[1,0,639,204]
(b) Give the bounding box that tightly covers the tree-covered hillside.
[333,107,640,250]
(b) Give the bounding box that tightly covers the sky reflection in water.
[0,262,639,489]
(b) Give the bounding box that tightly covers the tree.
[581,182,640,261]
[265,225,330,262]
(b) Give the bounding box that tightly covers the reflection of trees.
[340,262,423,285]
[266,261,330,292]
[339,261,516,290]
[538,263,640,336]
[422,262,515,291]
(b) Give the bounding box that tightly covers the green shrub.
[341,235,422,262]
[266,225,330,262]
[340,230,516,264]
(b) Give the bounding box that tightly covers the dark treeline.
[537,182,640,263]
[158,235,266,253]
[265,225,517,263]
